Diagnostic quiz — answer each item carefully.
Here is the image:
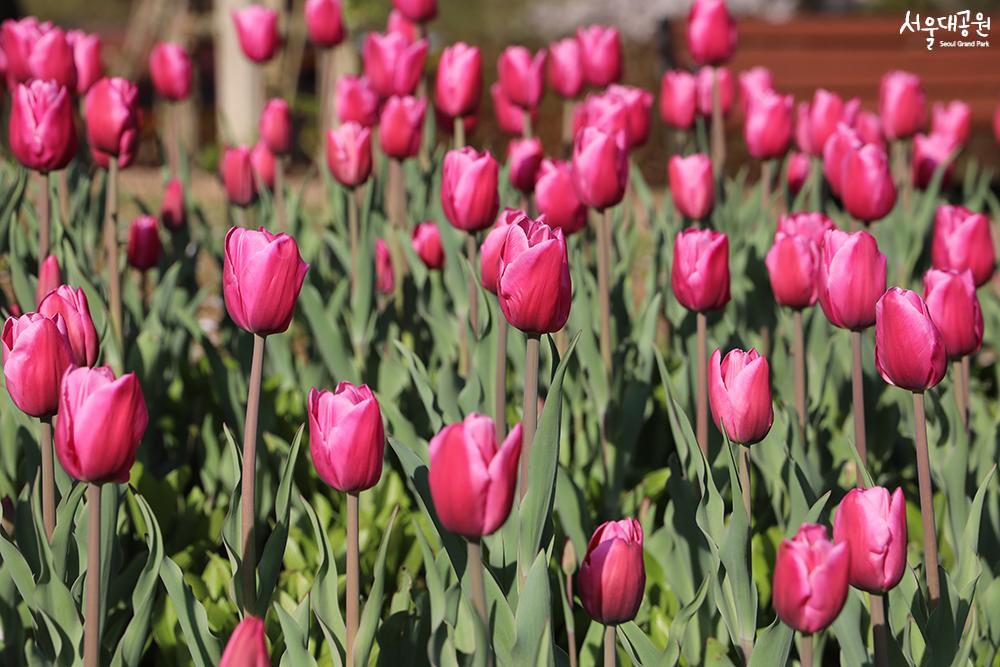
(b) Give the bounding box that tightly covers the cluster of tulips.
[2,0,998,664]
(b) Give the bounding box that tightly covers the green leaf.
[747,618,794,667]
[512,552,553,666]
[618,622,666,666]
[353,507,399,667]
[256,426,304,614]
[159,556,222,667]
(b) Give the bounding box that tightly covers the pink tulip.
[577,518,645,624]
[738,66,774,113]
[879,70,925,141]
[8,80,77,173]
[817,229,886,331]
[912,133,955,190]
[573,93,629,146]
[786,152,810,198]
[308,383,384,493]
[853,110,884,148]
[1,19,76,90]
[336,75,379,127]
[38,285,98,367]
[221,146,257,207]
[659,70,698,130]
[325,122,372,188]
[250,142,276,190]
[874,288,946,392]
[232,5,281,63]
[686,0,738,66]
[435,43,481,119]
[498,46,546,110]
[149,42,191,101]
[931,205,995,287]
[923,269,983,360]
[607,84,653,149]
[931,100,970,148]
[507,137,543,193]
[386,10,418,44]
[362,32,427,98]
[429,414,523,538]
[67,30,102,95]
[377,95,426,160]
[695,66,733,117]
[833,486,907,593]
[412,222,444,270]
[841,144,896,223]
[304,0,345,48]
[392,0,437,23]
[547,37,583,99]
[744,90,793,160]
[126,216,161,271]
[766,232,820,310]
[801,89,859,156]
[161,178,186,231]
[571,126,628,211]
[668,154,714,221]
[480,209,523,293]
[441,147,500,232]
[709,347,773,445]
[491,83,535,136]
[822,123,861,196]
[54,366,147,484]
[777,212,836,247]
[219,616,270,667]
[259,98,292,155]
[535,159,587,235]
[497,216,572,334]
[84,77,140,163]
[375,238,394,295]
[1,312,74,418]
[576,25,622,87]
[671,228,730,312]
[773,524,850,634]
[223,226,308,336]
[35,255,61,305]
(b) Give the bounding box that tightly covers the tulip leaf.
[954,465,996,598]
[719,442,757,654]
[512,552,553,666]
[747,618,793,667]
[353,506,399,667]
[275,599,319,667]
[301,494,346,661]
[617,622,666,666]
[158,556,222,667]
[299,282,356,384]
[830,590,870,667]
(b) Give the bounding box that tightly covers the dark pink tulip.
[379,95,425,160]
[221,146,257,206]
[807,89,857,156]
[429,414,522,538]
[1,19,76,90]
[773,524,850,634]
[392,0,437,23]
[260,98,292,155]
[375,238,394,295]
[507,137,543,193]
[573,93,629,145]
[304,0,345,48]
[1,312,73,418]
[671,228,730,312]
[841,144,896,223]
[386,10,418,44]
[571,126,627,211]
[822,123,861,196]
[9,80,77,173]
[709,348,773,445]
[497,216,572,334]
[161,178,186,231]
[547,37,583,99]
[931,100,971,148]
[441,147,500,232]
[491,83,535,136]
[817,229,886,331]
[480,209,523,293]
[577,519,645,625]
[325,122,372,188]
[576,25,622,87]
[35,255,61,305]
[89,142,135,170]
[126,216,161,271]
[149,42,191,101]
[67,30,101,95]
[535,159,587,235]
[232,5,281,63]
[777,211,836,247]
[912,133,955,190]
[923,269,983,360]
[39,285,98,367]
[435,42,482,119]
[336,75,379,128]
[687,0,738,66]
[766,232,820,310]
[737,66,773,113]
[223,226,308,336]
[308,383,385,493]
[412,222,444,270]
[219,616,270,667]
[668,154,714,221]
[833,486,907,593]
[931,205,995,286]
[744,90,792,160]
[607,84,653,149]
[875,288,946,392]
[795,101,814,154]
[695,65,733,117]
[659,70,698,130]
[362,32,427,98]
[85,77,140,162]
[786,152,810,198]
[879,70,925,141]
[853,110,884,148]
[498,46,546,110]
[250,142,276,190]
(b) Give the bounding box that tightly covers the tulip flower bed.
[2,1,1000,666]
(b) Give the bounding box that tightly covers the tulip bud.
[671,228,730,313]
[874,288,946,392]
[392,0,437,23]
[833,486,907,594]
[219,616,270,667]
[498,46,546,110]
[441,147,500,232]
[221,146,257,207]
[1,313,74,418]
[480,209,524,293]
[806,89,856,156]
[786,152,810,198]
[497,216,572,334]
[304,0,345,48]
[491,83,536,136]
[879,70,925,141]
[429,413,523,538]
[507,137,543,193]
[435,43,482,119]
[38,285,98,367]
[250,142,276,190]
[325,122,372,188]
[386,10,418,44]
[931,205,995,287]
[708,348,773,445]
[378,95,426,160]
[577,518,645,625]
[822,123,861,196]
[777,212,836,246]
[659,70,698,130]
[412,222,444,270]
[923,269,983,360]
[573,93,630,145]
[738,66,774,113]
[912,133,955,190]
[36,255,61,305]
[744,90,793,160]
[817,229,886,331]
[308,383,385,493]
[687,0,738,66]
[841,144,896,223]
[766,233,820,310]
[126,216,161,271]
[149,42,191,101]
[362,32,427,98]
[576,25,622,87]
[9,80,77,173]
[535,159,587,235]
[67,30,102,95]
[695,66,733,117]
[930,100,970,148]
[547,37,583,99]
[223,226,309,336]
[1,19,76,90]
[85,77,140,163]
[259,98,292,155]
[571,126,628,211]
[160,178,186,231]
[668,154,714,221]
[853,110,884,148]
[773,524,850,634]
[375,238,394,295]
[336,75,379,127]
[607,84,653,149]
[232,5,281,63]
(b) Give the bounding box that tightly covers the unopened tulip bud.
[250,142,276,190]
[325,122,372,188]
[35,255,61,305]
[412,222,444,270]
[738,66,773,113]
[221,146,257,207]
[149,42,191,101]
[668,154,714,220]
[219,616,270,667]
[822,123,861,196]
[547,37,583,99]
[363,32,427,98]
[126,216,161,271]
[507,137,543,193]
[608,84,653,149]
[571,126,628,211]
[931,205,995,287]
[912,133,956,190]
[1,19,76,89]
[744,90,793,160]
[687,0,738,66]
[435,42,482,119]
[709,348,773,445]
[375,238,394,295]
[85,77,140,163]
[671,228,730,312]
[9,80,77,173]
[766,233,820,310]
[695,66,733,117]
[304,0,345,48]
[879,70,925,141]
[260,98,292,155]
[498,46,546,110]
[392,0,437,23]
[67,29,102,95]
[336,75,379,127]
[576,25,622,87]
[659,70,697,130]
[817,229,886,331]
[841,144,896,223]
[497,216,572,334]
[931,100,970,148]
[308,383,385,492]
[773,524,849,634]
[535,159,587,235]
[441,147,500,232]
[38,285,98,367]
[232,5,281,63]
[378,95,426,160]
[577,518,645,624]
[1,312,74,418]
[786,152,810,198]
[479,209,524,293]
[833,486,907,593]
[923,269,983,360]
[491,83,536,136]
[160,178,186,231]
[874,287,946,392]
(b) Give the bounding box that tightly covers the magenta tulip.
[149,42,191,101]
[308,383,384,493]
[912,133,955,190]
[841,144,896,223]
[325,122,372,188]
[573,93,629,146]
[833,486,907,593]
[497,216,572,334]
[1,313,74,419]
[336,75,379,128]
[480,209,523,293]
[219,616,270,667]
[766,233,820,310]
[38,285,98,367]
[817,229,886,331]
[304,0,345,48]
[259,98,292,155]
[786,152,810,198]
[1,19,76,90]
[822,123,862,196]
[744,90,793,160]
[737,66,774,113]
[804,89,857,156]
[709,348,773,445]
[221,146,256,207]
[874,288,946,392]
[669,154,714,220]
[392,0,437,23]
[777,212,836,247]
[386,10,418,44]
[687,0,738,66]
[379,95,425,160]
[931,100,971,148]
[375,238,394,295]
[8,80,77,173]
[571,126,627,211]
[250,142,276,190]
[435,42,481,119]
[695,65,734,117]
[931,205,995,287]
[535,159,587,235]
[412,222,444,270]
[853,110,884,148]
[576,25,621,87]
[498,46,546,110]
[362,31,427,98]
[773,524,850,634]
[879,70,925,141]
[491,83,536,136]
[507,137,543,193]
[85,77,140,163]
[35,255,61,305]
[671,228,730,313]
[607,84,653,149]
[577,518,645,625]
[126,216,161,272]
[232,5,281,63]
[67,30,102,95]
[923,269,983,360]
[161,178,186,231]
[547,37,583,99]
[441,147,500,232]
[659,70,698,130]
